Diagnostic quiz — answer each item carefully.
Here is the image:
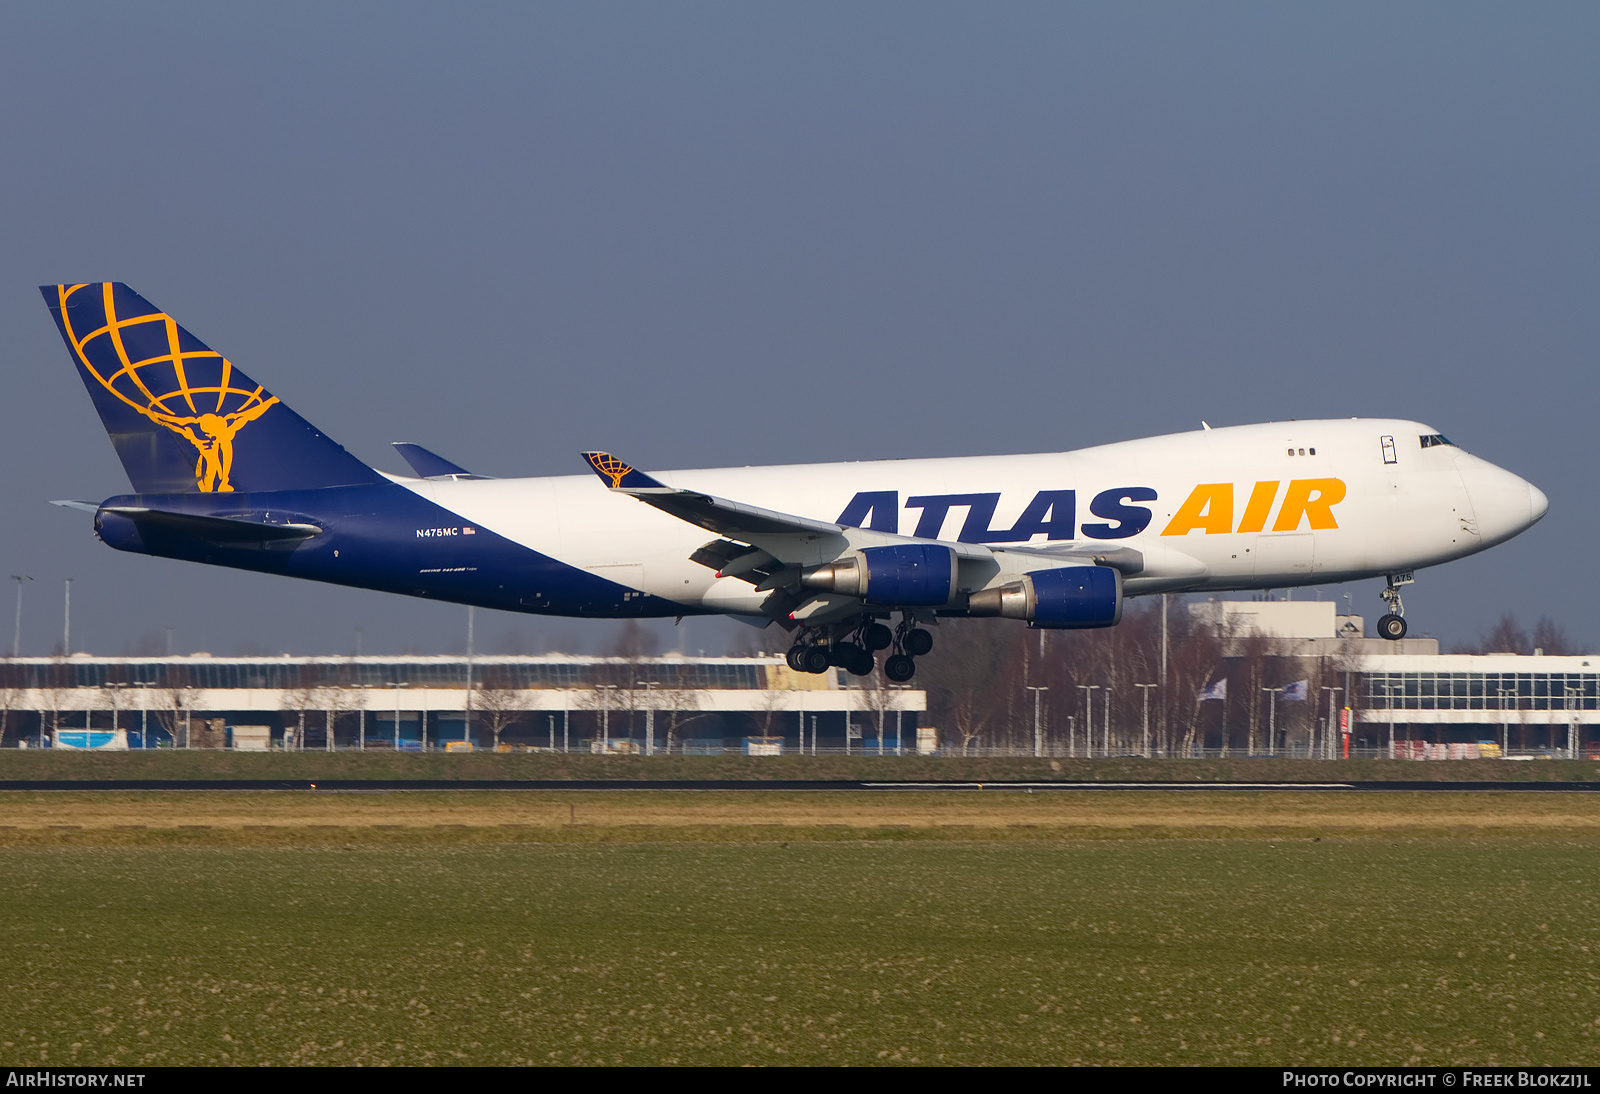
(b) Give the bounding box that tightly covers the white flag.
[1200,679,1227,701]
[1278,680,1309,701]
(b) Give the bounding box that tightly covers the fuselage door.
[1254,532,1314,578]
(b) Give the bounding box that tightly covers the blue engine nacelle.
[799,544,956,606]
[965,565,1122,628]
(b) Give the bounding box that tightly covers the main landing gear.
[785,613,935,681]
[1377,572,1414,641]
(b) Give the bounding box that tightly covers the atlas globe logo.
[55,282,279,492]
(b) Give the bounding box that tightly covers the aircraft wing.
[579,452,1178,626]
[579,451,1007,558]
[581,452,867,541]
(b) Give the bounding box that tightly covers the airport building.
[1194,599,1600,758]
[0,654,927,754]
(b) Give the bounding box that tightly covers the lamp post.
[387,680,410,751]
[10,575,30,657]
[130,681,152,749]
[1318,687,1344,761]
[1376,680,1403,758]
[1259,686,1278,757]
[642,681,659,755]
[598,684,618,751]
[1076,685,1099,758]
[1497,685,1516,758]
[1565,685,1582,760]
[1025,686,1048,758]
[1135,683,1158,758]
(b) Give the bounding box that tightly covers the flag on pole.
[1200,679,1227,701]
[1278,680,1309,701]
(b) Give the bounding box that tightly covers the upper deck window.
[1420,434,1454,449]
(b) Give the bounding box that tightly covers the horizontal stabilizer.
[392,442,485,480]
[100,506,322,543]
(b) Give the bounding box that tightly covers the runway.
[3,778,1600,792]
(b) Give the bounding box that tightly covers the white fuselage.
[398,419,1546,616]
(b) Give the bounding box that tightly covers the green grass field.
[2,808,1599,1065]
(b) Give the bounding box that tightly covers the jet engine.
[799,544,955,606]
[966,565,1122,628]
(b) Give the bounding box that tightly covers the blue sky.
[1,3,1594,655]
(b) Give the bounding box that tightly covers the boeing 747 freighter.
[42,283,1547,681]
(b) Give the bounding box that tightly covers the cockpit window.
[1420,434,1454,449]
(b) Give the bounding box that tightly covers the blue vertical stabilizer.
[41,283,384,494]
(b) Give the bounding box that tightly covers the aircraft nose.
[1460,460,1547,547]
[1529,481,1550,523]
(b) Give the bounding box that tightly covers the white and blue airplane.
[43,282,1547,681]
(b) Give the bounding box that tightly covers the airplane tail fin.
[41,283,384,495]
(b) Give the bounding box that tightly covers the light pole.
[464,606,475,746]
[643,681,659,755]
[1102,686,1113,756]
[598,684,618,751]
[1376,680,1402,758]
[1025,686,1048,757]
[1259,686,1278,757]
[387,681,410,751]
[1319,687,1344,761]
[1497,686,1515,758]
[130,681,152,749]
[1076,685,1099,758]
[10,575,30,657]
[1135,683,1158,758]
[1566,685,1582,760]
[62,578,71,656]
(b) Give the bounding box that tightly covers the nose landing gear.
[1377,571,1414,641]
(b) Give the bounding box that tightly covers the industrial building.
[0,654,926,754]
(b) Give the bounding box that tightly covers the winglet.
[581,452,668,491]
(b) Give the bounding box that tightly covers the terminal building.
[1192,599,1599,758]
[0,654,927,754]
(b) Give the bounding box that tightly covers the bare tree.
[473,667,530,750]
[150,674,199,749]
[658,661,706,753]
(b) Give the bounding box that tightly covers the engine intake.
[966,565,1122,628]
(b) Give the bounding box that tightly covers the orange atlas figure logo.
[586,453,635,489]
[56,284,278,493]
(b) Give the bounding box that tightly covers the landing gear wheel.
[831,641,874,676]
[905,628,934,657]
[862,622,893,651]
[801,647,831,674]
[786,646,808,672]
[1377,613,1408,641]
[884,654,916,682]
